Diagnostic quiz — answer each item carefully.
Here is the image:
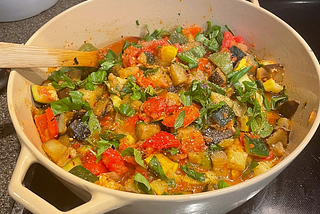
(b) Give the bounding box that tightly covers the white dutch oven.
[7,0,320,213]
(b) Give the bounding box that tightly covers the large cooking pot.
[7,0,320,213]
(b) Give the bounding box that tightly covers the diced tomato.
[261,150,274,161]
[234,36,245,44]
[134,69,154,88]
[121,113,140,135]
[197,58,214,75]
[178,127,206,153]
[99,114,114,127]
[135,166,149,179]
[142,131,180,149]
[221,31,246,50]
[182,26,201,38]
[140,38,171,55]
[82,151,108,176]
[34,107,58,143]
[122,46,142,67]
[102,148,128,175]
[266,111,281,126]
[142,96,180,120]
[162,106,199,128]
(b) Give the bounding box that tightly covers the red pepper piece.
[142,131,180,149]
[82,151,108,176]
[102,148,128,175]
[142,96,180,120]
[134,69,154,88]
[122,46,142,67]
[45,108,58,139]
[162,106,200,128]
[221,31,246,50]
[34,107,58,143]
[182,26,201,38]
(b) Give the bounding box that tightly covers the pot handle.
[9,145,128,214]
[249,0,260,7]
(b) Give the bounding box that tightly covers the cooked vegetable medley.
[31,22,299,195]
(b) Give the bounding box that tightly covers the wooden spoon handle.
[0,42,100,68]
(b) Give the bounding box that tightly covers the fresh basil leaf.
[195,33,220,52]
[121,147,146,169]
[100,50,121,71]
[142,26,169,42]
[134,173,153,194]
[48,70,75,90]
[244,135,269,157]
[122,40,130,52]
[96,139,112,158]
[174,110,185,130]
[180,91,192,106]
[119,103,136,117]
[149,156,168,180]
[69,165,98,183]
[169,31,188,45]
[217,180,229,189]
[227,66,252,83]
[135,20,140,25]
[88,110,101,134]
[207,82,227,96]
[140,67,158,77]
[196,22,223,51]
[180,164,205,182]
[248,112,273,138]
[100,130,126,141]
[89,70,107,84]
[224,25,234,36]
[167,147,179,155]
[209,144,223,151]
[242,161,259,179]
[68,91,84,110]
[177,46,206,68]
[166,179,176,187]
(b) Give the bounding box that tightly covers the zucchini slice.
[31,85,58,103]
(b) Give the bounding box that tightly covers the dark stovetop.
[1,0,319,214]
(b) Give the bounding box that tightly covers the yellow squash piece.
[160,45,178,63]
[145,153,179,177]
[263,78,283,93]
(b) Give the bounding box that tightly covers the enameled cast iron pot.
[7,0,320,213]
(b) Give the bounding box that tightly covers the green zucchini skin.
[31,85,58,104]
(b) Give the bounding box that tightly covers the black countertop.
[0,0,319,213]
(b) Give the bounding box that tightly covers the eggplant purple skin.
[202,127,234,145]
[276,100,299,119]
[67,119,91,141]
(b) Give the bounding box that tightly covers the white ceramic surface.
[7,0,320,213]
[0,0,59,22]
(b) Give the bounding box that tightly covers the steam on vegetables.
[31,21,299,195]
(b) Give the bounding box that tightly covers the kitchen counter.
[0,0,319,213]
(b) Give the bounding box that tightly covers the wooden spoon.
[0,37,140,69]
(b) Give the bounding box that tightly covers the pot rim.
[8,0,320,204]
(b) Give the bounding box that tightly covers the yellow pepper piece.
[263,78,283,93]
[160,45,178,62]
[145,153,179,176]
[234,58,247,71]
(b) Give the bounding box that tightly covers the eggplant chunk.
[264,64,285,82]
[169,63,188,85]
[266,128,288,147]
[202,127,234,145]
[67,119,91,141]
[208,69,227,86]
[229,45,246,59]
[57,87,71,99]
[276,100,299,119]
